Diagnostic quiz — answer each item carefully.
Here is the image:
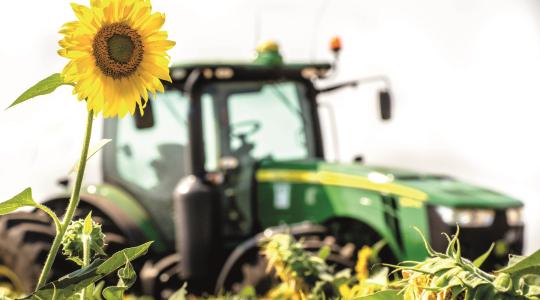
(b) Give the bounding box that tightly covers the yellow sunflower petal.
[139,13,165,37]
[59,0,174,118]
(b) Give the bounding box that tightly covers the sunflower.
[58,0,175,117]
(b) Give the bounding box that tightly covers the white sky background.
[1,0,540,253]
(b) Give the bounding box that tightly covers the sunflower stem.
[80,233,91,300]
[36,110,94,291]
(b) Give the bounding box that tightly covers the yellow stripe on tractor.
[256,169,428,201]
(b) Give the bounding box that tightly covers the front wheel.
[216,233,356,296]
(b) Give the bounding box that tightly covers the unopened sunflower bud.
[494,273,513,293]
[61,217,106,265]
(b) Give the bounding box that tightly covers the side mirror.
[353,155,364,163]
[134,98,155,129]
[378,89,392,120]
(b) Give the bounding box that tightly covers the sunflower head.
[59,0,175,118]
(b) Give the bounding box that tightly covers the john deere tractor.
[0,42,524,298]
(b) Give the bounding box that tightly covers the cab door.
[199,80,317,234]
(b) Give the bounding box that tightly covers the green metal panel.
[257,180,404,259]
[255,159,522,261]
[395,198,430,260]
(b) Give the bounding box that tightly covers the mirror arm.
[355,75,392,90]
[317,81,358,93]
[316,75,392,94]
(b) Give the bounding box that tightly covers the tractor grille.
[427,205,523,270]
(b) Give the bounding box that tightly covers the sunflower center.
[93,23,144,79]
[108,35,134,63]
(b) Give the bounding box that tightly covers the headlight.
[506,207,523,226]
[435,206,495,228]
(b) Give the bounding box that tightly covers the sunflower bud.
[494,273,513,293]
[61,216,106,265]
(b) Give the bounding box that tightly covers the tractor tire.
[0,201,131,295]
[140,253,182,300]
[0,211,70,294]
[43,199,128,254]
[219,233,356,297]
[325,218,398,264]
[45,198,178,298]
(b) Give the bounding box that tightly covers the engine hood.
[256,159,522,209]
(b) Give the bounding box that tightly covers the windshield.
[201,81,316,170]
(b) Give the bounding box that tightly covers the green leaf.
[83,212,93,236]
[66,256,84,267]
[71,139,112,174]
[354,290,401,300]
[370,240,387,264]
[498,247,540,274]
[0,188,37,215]
[118,258,136,287]
[168,282,188,300]
[0,188,61,231]
[317,245,331,260]
[473,243,494,268]
[102,257,136,300]
[0,190,62,229]
[92,281,105,300]
[7,73,70,110]
[238,285,256,298]
[101,286,124,300]
[23,242,152,300]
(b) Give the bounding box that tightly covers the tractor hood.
[256,160,522,209]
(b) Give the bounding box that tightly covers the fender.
[43,183,168,253]
[214,222,327,293]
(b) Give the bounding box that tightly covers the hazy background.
[1,0,540,253]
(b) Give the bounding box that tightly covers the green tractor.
[0,43,524,298]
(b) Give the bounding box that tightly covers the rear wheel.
[45,199,178,298]
[0,211,68,293]
[0,200,131,294]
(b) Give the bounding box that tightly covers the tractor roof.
[169,61,332,84]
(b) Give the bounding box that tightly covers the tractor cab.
[104,59,344,241]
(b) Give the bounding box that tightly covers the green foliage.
[495,249,540,299]
[7,73,70,110]
[168,283,188,300]
[0,188,60,230]
[261,233,334,298]
[259,234,388,300]
[354,290,401,300]
[71,139,112,174]
[102,259,137,300]
[473,242,495,268]
[390,227,540,300]
[22,242,152,300]
[236,230,540,300]
[0,188,36,215]
[499,249,540,274]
